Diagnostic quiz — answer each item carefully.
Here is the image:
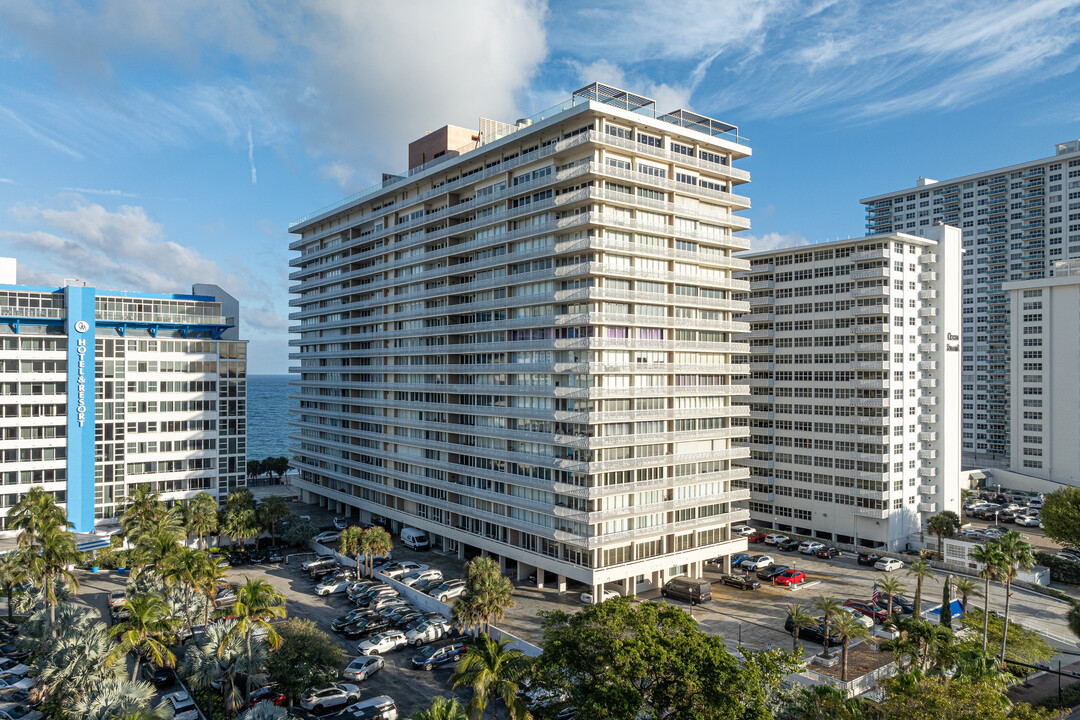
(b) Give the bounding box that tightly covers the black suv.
[856,552,882,567]
[343,618,391,640]
[784,616,841,646]
[719,574,760,591]
[411,641,466,671]
[756,565,790,581]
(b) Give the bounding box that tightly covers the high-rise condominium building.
[735,226,962,551]
[288,83,752,598]
[860,139,1080,469]
[1004,259,1080,485]
[0,259,247,533]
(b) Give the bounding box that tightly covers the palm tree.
[995,530,1035,661]
[222,506,261,548]
[219,577,286,703]
[30,616,123,707]
[340,526,365,572]
[410,696,469,720]
[0,550,26,621]
[184,492,220,550]
[256,496,290,542]
[164,547,209,634]
[786,603,815,653]
[953,576,981,614]
[971,541,1006,651]
[23,520,80,634]
[906,558,934,617]
[926,511,961,558]
[832,611,871,682]
[133,526,184,571]
[877,575,906,619]
[239,702,288,720]
[452,595,488,638]
[812,595,843,657]
[9,486,69,551]
[461,556,515,633]
[109,594,178,681]
[951,647,1014,689]
[181,619,253,715]
[450,635,532,720]
[120,484,165,540]
[193,553,227,626]
[364,526,393,576]
[68,676,167,720]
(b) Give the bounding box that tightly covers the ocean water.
[246,374,295,461]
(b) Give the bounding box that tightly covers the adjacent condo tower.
[288,84,753,598]
[0,259,247,532]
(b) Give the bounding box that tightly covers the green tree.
[994,531,1036,661]
[950,647,1015,689]
[27,606,124,709]
[785,603,815,653]
[222,506,260,546]
[219,577,287,704]
[409,696,470,720]
[164,547,209,634]
[264,619,345,706]
[257,496,290,541]
[972,541,1007,651]
[907,558,934,617]
[926,511,962,558]
[535,597,792,720]
[959,609,1054,669]
[184,492,219,550]
[267,456,291,479]
[832,611,871,682]
[109,594,178,681]
[23,520,80,634]
[1038,486,1080,548]
[954,576,982,615]
[940,576,953,630]
[281,515,318,549]
[450,634,532,720]
[879,675,1050,720]
[9,486,69,551]
[240,703,288,720]
[181,619,253,715]
[452,594,487,637]
[1068,603,1080,643]
[0,550,26,621]
[68,676,168,720]
[225,488,256,513]
[247,459,264,482]
[878,575,907,619]
[363,525,393,576]
[463,556,515,632]
[812,595,843,657]
[120,484,175,543]
[339,525,366,573]
[781,685,869,720]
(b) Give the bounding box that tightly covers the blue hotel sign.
[64,286,95,532]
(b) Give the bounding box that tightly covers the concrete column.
[723,554,732,574]
[497,555,506,574]
[516,562,528,582]
[557,575,566,594]
[481,549,488,558]
[591,583,602,604]
[457,543,465,560]
[624,576,635,596]
[536,570,545,589]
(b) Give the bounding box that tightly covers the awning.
[968,471,986,480]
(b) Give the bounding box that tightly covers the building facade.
[0,261,247,532]
[734,226,963,551]
[860,139,1080,469]
[288,84,752,598]
[1004,260,1080,485]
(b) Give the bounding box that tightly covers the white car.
[382,562,428,579]
[580,588,619,604]
[300,684,362,713]
[731,525,756,537]
[316,577,355,596]
[0,676,31,692]
[342,655,384,682]
[0,661,27,678]
[313,531,341,544]
[333,517,348,531]
[838,606,874,630]
[741,555,774,571]
[798,541,825,555]
[406,620,450,646]
[108,590,126,608]
[401,568,443,587]
[301,554,335,570]
[357,630,409,655]
[432,579,467,602]
[764,534,789,545]
[874,558,904,572]
[163,690,200,720]
[1015,514,1041,527]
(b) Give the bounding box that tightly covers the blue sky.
[1,0,1079,373]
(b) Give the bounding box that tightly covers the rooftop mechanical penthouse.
[288,84,754,598]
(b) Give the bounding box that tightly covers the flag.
[872,582,880,605]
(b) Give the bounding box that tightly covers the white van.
[400,527,430,551]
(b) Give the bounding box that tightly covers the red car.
[772,570,806,586]
[843,598,890,623]
[747,531,768,543]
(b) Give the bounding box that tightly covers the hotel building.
[0,258,247,533]
[288,84,753,598]
[860,140,1080,469]
[734,226,963,551]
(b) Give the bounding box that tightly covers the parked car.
[580,588,619,604]
[400,527,431,551]
[163,690,200,720]
[406,620,451,646]
[0,662,26,680]
[660,577,712,605]
[401,569,443,587]
[875,594,914,614]
[267,547,285,563]
[342,655,384,682]
[108,590,126,608]
[382,562,428,579]
[756,565,791,581]
[313,531,341,544]
[729,553,750,568]
[776,539,801,552]
[843,598,891,623]
[332,609,377,633]
[772,569,807,586]
[0,705,42,720]
[798,541,825,555]
[333,517,348,531]
[764,534,789,545]
[299,684,361,713]
[874,558,904,572]
[741,555,774,571]
[317,575,357,596]
[342,695,399,720]
[784,616,840,646]
[358,630,409,656]
[247,687,286,708]
[838,606,874,630]
[1015,514,1041,527]
[301,555,335,571]
[311,564,342,581]
[411,641,466,671]
[139,663,175,690]
[747,531,768,543]
[857,553,883,567]
[731,525,756,537]
[814,546,841,559]
[343,618,392,640]
[719,574,760,591]
[431,579,467,602]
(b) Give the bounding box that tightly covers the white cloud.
[0,103,84,159]
[0,178,13,184]
[247,125,257,184]
[318,161,355,191]
[738,232,809,253]
[60,187,139,198]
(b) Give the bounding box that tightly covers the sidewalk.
[1008,659,1080,712]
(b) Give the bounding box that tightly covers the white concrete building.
[287,83,753,598]
[0,259,247,532]
[734,226,963,551]
[1004,260,1080,486]
[861,139,1080,469]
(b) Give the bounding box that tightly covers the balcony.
[918,361,937,370]
[919,379,937,389]
[749,490,775,502]
[919,272,938,282]
[852,416,889,426]
[852,267,889,280]
[852,507,889,519]
[918,325,938,336]
[850,379,888,389]
[851,361,889,371]
[851,286,889,298]
[748,377,775,387]
[749,296,775,306]
[919,253,937,265]
[918,449,937,460]
[919,307,937,318]
[850,249,891,262]
[919,414,938,425]
[919,343,937,353]
[918,502,937,514]
[743,457,775,469]
[748,329,775,339]
[918,432,937,442]
[851,304,888,316]
[918,396,937,407]
[852,323,891,334]
[918,467,938,478]
[851,398,889,408]
[852,342,890,352]
[749,280,775,291]
[918,289,937,300]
